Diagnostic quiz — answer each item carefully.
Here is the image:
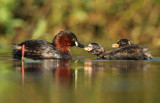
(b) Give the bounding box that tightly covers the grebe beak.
[112,43,119,48]
[75,41,84,48]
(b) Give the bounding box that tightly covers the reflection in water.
[14,59,71,71]
[14,59,73,86]
[84,60,150,73]
[11,59,153,103]
[84,60,151,89]
[1,51,160,103]
[14,59,151,87]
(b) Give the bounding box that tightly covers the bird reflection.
[83,60,151,87]
[14,59,151,87]
[84,60,104,77]
[15,59,70,71]
[14,59,73,86]
[107,61,150,73]
[84,60,150,74]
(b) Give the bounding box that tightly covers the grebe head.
[84,42,105,55]
[112,38,133,48]
[53,30,84,52]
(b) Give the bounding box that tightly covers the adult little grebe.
[13,30,84,59]
[84,39,152,60]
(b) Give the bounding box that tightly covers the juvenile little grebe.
[13,30,84,59]
[84,39,152,60]
[112,38,134,48]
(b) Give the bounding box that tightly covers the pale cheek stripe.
[75,42,78,46]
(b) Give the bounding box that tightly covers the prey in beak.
[84,42,105,55]
[84,43,94,51]
[112,43,119,48]
[84,47,93,51]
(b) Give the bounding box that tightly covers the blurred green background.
[0,0,160,56]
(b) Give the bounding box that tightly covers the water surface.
[0,53,160,103]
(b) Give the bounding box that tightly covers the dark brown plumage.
[13,30,84,59]
[84,39,152,60]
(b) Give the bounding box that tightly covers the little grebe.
[13,30,84,59]
[84,39,152,60]
[112,38,134,48]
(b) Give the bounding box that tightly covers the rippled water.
[0,52,160,103]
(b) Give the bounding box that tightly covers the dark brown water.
[0,53,160,103]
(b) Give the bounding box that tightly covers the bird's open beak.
[112,43,119,48]
[75,41,85,48]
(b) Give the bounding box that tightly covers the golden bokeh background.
[0,0,160,56]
